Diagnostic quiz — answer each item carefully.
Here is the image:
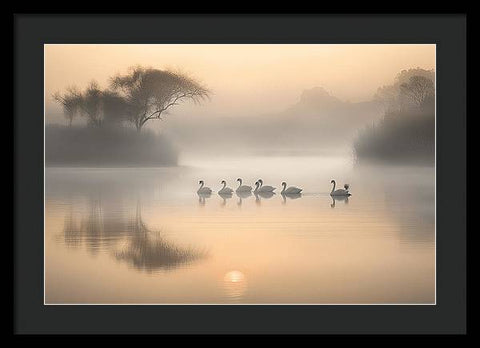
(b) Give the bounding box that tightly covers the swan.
[236,178,252,193]
[254,188,275,205]
[330,180,351,196]
[281,182,303,194]
[253,182,276,197]
[256,179,276,193]
[218,180,234,195]
[197,180,212,194]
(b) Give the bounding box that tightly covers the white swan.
[330,180,351,196]
[197,180,212,194]
[218,180,234,195]
[236,178,252,193]
[281,182,302,194]
[256,179,276,193]
[253,184,275,205]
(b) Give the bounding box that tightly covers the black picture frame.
[14,14,466,334]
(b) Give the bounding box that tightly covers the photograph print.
[44,44,436,304]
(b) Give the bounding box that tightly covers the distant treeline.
[353,68,435,165]
[45,125,178,167]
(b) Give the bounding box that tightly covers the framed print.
[14,14,467,335]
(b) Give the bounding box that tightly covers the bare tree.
[54,81,127,127]
[110,66,210,131]
[81,81,103,127]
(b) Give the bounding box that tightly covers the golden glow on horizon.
[45,44,435,118]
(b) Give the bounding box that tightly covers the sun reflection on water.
[223,271,247,302]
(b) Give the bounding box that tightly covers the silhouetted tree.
[374,68,435,112]
[110,66,210,131]
[101,90,129,126]
[374,85,399,112]
[400,76,435,107]
[52,86,83,126]
[395,68,435,85]
[54,81,129,127]
[53,81,104,127]
[81,81,103,127]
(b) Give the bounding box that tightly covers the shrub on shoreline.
[353,106,434,165]
[45,125,178,167]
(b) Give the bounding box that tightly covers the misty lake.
[45,155,435,304]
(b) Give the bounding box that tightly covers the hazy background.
[45,44,435,161]
[45,44,435,159]
[45,44,435,118]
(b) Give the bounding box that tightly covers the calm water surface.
[45,155,435,304]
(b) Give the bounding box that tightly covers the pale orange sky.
[45,44,435,119]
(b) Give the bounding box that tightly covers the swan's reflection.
[236,191,252,206]
[281,192,302,205]
[197,192,212,206]
[254,191,275,205]
[218,192,233,207]
[330,195,349,208]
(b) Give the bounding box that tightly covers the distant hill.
[281,86,380,122]
[165,87,383,155]
[293,87,344,110]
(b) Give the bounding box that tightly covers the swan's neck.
[222,182,226,189]
[254,183,260,192]
[238,179,242,188]
[199,182,204,189]
[331,181,336,193]
[259,180,263,187]
[281,183,286,193]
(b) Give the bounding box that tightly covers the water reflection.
[281,192,302,204]
[223,270,247,302]
[62,208,81,248]
[115,204,207,272]
[236,191,252,206]
[59,198,128,254]
[354,164,434,244]
[60,200,207,272]
[330,195,349,208]
[46,161,435,304]
[254,191,275,205]
[218,192,233,207]
[197,192,212,206]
